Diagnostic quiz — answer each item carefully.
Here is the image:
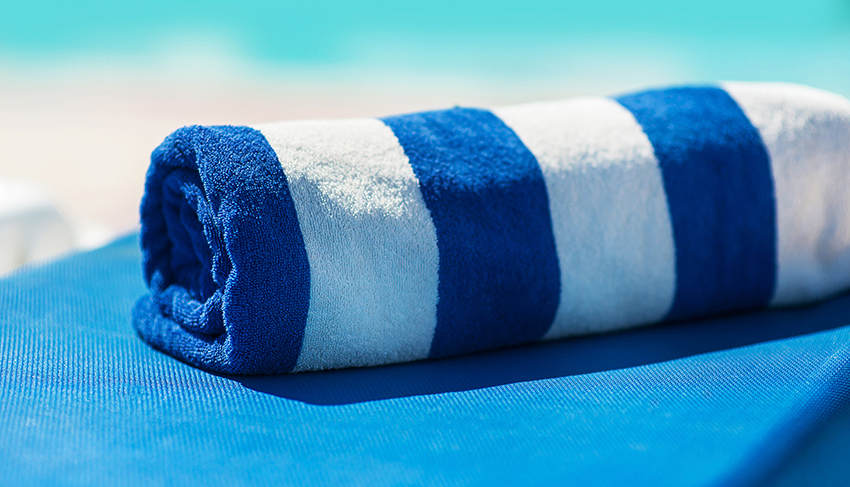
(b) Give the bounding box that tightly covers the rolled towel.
[133,82,850,375]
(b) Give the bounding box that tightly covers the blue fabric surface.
[616,87,777,321]
[381,108,560,358]
[135,125,311,374]
[3,235,850,485]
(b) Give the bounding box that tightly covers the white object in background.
[0,180,76,275]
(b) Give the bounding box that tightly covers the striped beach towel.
[133,82,850,374]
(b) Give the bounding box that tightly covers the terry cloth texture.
[134,82,850,374]
[4,235,850,486]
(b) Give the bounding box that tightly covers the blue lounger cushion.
[134,82,850,374]
[4,235,850,485]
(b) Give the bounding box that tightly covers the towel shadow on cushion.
[233,293,850,405]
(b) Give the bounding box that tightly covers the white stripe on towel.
[256,119,440,371]
[494,97,677,337]
[724,82,850,306]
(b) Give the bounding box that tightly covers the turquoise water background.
[2,0,850,95]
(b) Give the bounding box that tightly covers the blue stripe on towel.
[382,108,561,358]
[616,87,777,321]
[136,125,311,374]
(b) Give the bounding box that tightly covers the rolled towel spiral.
[133,82,850,374]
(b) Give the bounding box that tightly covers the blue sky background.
[1,0,849,96]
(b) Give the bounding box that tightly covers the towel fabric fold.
[133,82,850,374]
